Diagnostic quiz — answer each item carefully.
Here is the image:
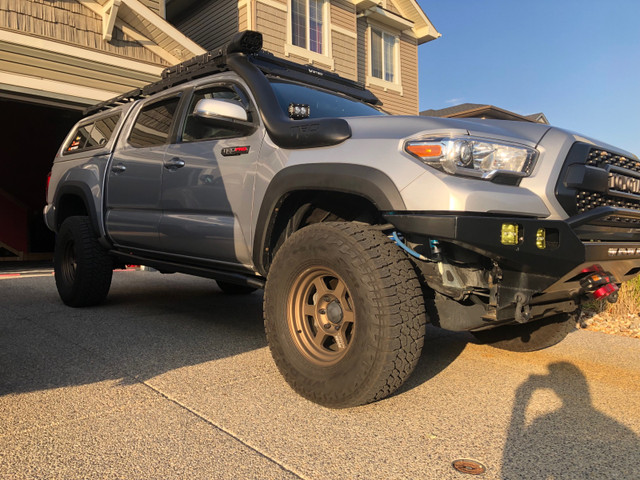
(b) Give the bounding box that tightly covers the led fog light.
[501,223,520,245]
[536,228,546,249]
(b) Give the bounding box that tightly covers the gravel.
[579,311,640,339]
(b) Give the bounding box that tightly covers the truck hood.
[345,115,552,146]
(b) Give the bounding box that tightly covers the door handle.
[111,163,126,174]
[164,157,185,171]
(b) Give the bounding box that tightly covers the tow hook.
[514,292,531,323]
[579,266,619,303]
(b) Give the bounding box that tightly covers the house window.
[291,0,324,54]
[370,27,397,83]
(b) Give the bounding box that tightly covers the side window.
[64,113,121,154]
[65,124,93,153]
[85,115,119,148]
[128,97,181,148]
[181,86,251,143]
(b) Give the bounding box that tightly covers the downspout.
[245,0,256,30]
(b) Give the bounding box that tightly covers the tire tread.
[264,222,427,407]
[54,216,113,307]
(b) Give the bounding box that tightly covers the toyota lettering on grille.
[608,172,640,195]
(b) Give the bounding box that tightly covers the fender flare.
[252,163,406,274]
[52,182,100,235]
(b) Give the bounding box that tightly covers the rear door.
[105,94,182,250]
[159,83,262,266]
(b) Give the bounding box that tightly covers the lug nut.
[323,323,331,329]
[319,309,326,315]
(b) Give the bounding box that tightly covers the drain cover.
[452,459,486,475]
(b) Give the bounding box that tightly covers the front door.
[159,84,262,266]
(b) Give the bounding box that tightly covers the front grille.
[574,149,640,225]
[576,191,640,214]
[585,149,640,173]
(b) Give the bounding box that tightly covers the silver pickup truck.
[45,31,640,407]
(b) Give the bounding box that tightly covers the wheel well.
[264,191,382,272]
[56,194,89,230]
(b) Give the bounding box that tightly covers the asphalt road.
[1,269,639,479]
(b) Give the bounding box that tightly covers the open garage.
[0,0,204,261]
[0,96,81,259]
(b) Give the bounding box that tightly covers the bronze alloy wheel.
[264,222,426,407]
[287,266,355,366]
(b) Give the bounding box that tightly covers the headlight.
[405,136,538,180]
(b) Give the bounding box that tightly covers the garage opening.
[0,97,81,261]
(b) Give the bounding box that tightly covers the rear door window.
[128,97,181,148]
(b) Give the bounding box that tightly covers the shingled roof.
[420,103,549,124]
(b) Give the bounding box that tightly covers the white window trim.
[285,0,334,69]
[366,23,402,95]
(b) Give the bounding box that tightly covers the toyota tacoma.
[45,31,640,407]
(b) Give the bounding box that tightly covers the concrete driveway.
[1,269,639,479]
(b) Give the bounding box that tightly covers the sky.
[415,0,640,156]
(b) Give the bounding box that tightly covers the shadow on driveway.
[0,270,470,402]
[501,361,640,479]
[0,272,266,396]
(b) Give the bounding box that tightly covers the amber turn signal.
[406,144,442,158]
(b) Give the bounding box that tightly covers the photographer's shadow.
[502,361,639,479]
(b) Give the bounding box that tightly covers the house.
[420,103,549,124]
[0,0,439,260]
[168,0,440,115]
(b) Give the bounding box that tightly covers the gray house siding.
[173,0,238,51]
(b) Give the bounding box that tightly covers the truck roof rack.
[84,31,379,116]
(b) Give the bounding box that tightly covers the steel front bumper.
[384,206,640,302]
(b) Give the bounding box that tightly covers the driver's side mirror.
[193,98,255,135]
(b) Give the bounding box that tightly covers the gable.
[0,0,205,106]
[77,0,205,63]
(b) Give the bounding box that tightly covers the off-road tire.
[471,313,578,352]
[216,280,257,295]
[264,222,427,408]
[54,216,113,307]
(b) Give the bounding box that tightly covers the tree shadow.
[501,361,640,479]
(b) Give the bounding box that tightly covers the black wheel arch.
[53,182,100,235]
[252,163,406,275]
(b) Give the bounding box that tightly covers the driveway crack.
[139,380,306,480]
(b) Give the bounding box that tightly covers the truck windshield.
[269,80,386,119]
